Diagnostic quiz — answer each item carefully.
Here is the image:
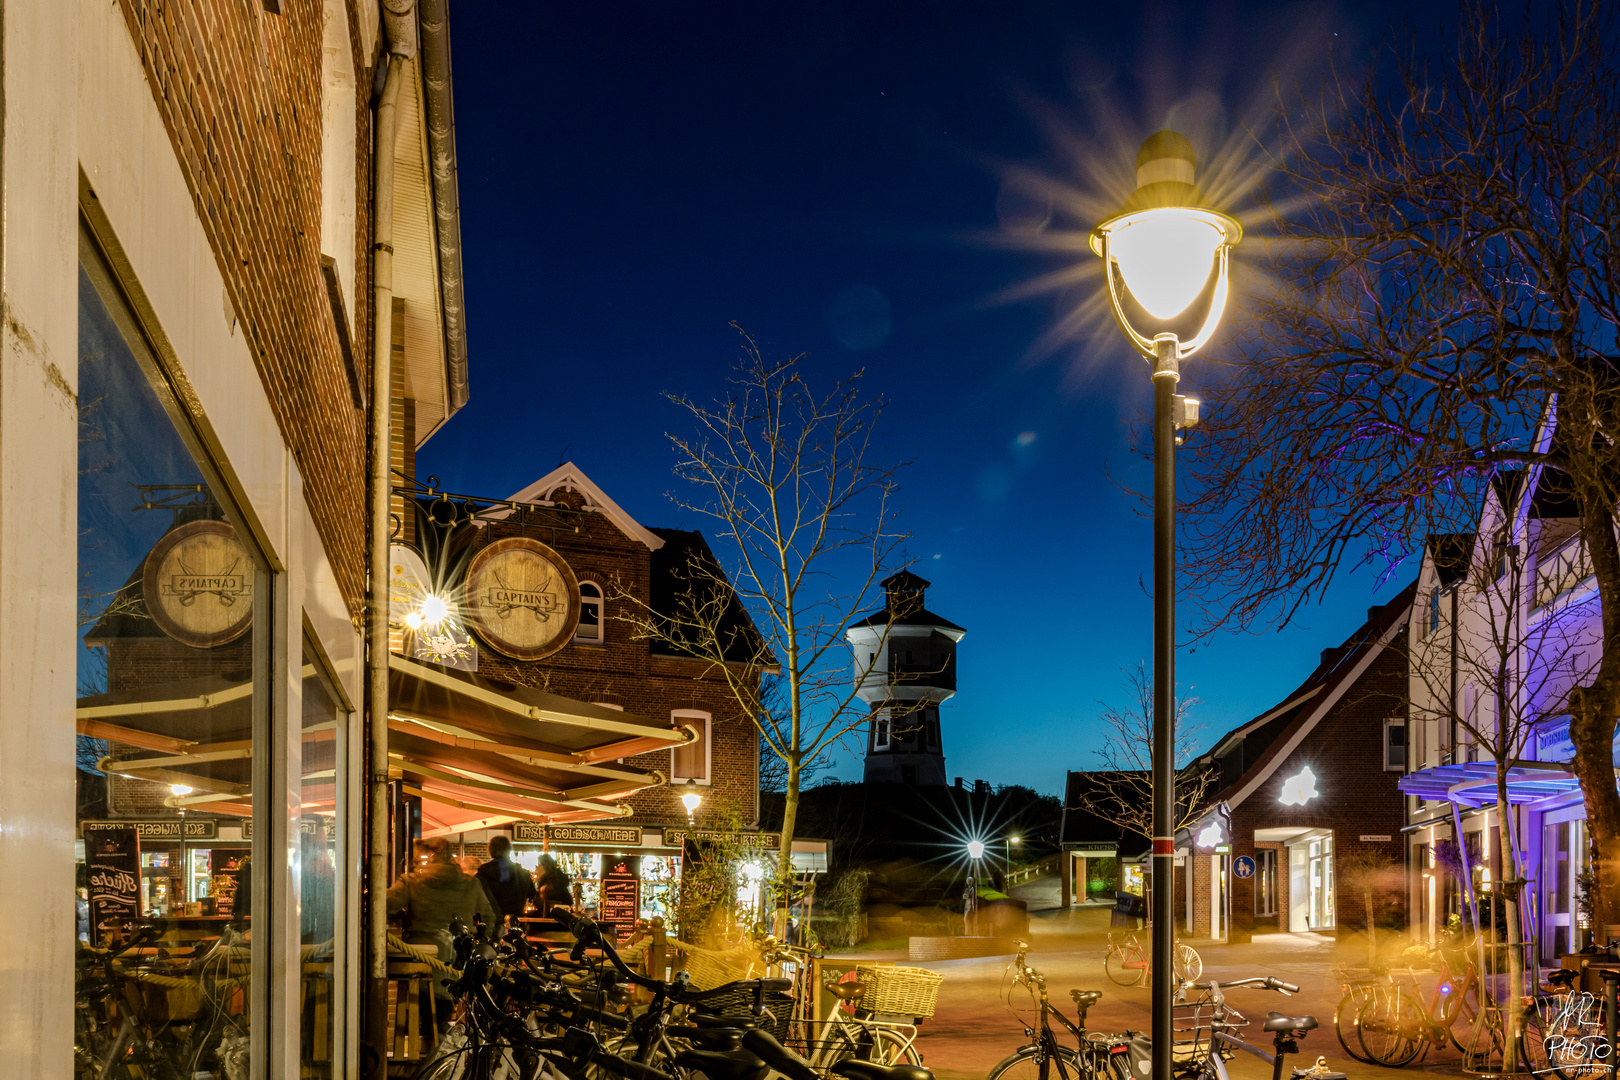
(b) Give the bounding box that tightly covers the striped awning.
[1397,761,1582,807]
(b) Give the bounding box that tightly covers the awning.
[76,654,694,835]
[1397,760,1583,807]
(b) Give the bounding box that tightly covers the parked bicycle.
[1173,977,1323,1080]
[985,940,1133,1080]
[1104,930,1201,988]
[1329,963,1393,1064]
[1353,947,1548,1070]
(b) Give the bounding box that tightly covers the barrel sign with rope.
[463,537,580,660]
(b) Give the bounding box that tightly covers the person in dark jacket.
[536,853,574,914]
[387,837,497,1034]
[475,835,536,925]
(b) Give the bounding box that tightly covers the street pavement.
[839,878,1471,1080]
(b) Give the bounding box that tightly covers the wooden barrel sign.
[142,519,254,648]
[463,537,580,660]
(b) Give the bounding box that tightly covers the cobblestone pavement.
[838,887,1482,1080]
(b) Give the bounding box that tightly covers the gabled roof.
[1201,582,1416,812]
[1426,533,1475,591]
[505,463,665,551]
[647,527,772,667]
[846,570,965,637]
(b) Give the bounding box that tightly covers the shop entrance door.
[1210,854,1226,941]
[1306,834,1335,930]
[1541,816,1582,962]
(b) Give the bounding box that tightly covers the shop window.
[1384,719,1406,771]
[576,581,604,642]
[76,245,268,1072]
[301,644,348,1077]
[671,711,710,783]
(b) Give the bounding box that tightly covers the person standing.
[387,837,497,1035]
[475,835,536,926]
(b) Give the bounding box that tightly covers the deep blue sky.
[426,1,1439,797]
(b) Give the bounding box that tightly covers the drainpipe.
[367,5,416,1075]
[1449,585,1459,759]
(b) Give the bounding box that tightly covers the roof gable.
[505,463,665,551]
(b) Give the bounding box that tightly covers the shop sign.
[142,520,255,647]
[391,544,478,671]
[301,817,337,840]
[84,818,218,842]
[1195,821,1225,849]
[464,538,579,661]
[211,849,249,918]
[600,856,640,941]
[86,825,141,944]
[664,830,781,851]
[512,822,644,846]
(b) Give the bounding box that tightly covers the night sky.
[424,1,1446,796]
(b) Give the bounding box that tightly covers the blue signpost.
[1233,855,1256,880]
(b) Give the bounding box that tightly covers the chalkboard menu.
[87,825,141,944]
[211,850,249,918]
[600,856,640,942]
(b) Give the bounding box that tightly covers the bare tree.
[616,327,908,909]
[757,677,833,794]
[1174,3,1620,926]
[1075,662,1211,841]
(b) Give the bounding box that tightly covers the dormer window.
[576,582,603,643]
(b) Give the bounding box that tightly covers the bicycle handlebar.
[1185,976,1297,995]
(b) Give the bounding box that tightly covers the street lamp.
[1005,835,1021,874]
[677,779,704,823]
[1091,129,1240,1080]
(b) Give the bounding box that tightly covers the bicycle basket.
[853,964,943,1020]
[121,969,203,1024]
[693,987,797,1044]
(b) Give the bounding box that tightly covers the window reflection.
[75,260,262,1079]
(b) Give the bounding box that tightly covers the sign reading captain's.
[142,520,255,647]
[463,537,580,660]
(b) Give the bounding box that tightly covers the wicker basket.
[853,964,943,1019]
[677,945,758,991]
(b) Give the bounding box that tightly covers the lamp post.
[1090,129,1240,1080]
[966,839,985,934]
[1006,835,1021,884]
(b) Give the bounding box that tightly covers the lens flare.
[419,594,450,627]
[966,839,986,859]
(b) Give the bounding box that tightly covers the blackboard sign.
[600,856,640,942]
[87,825,141,944]
[211,849,249,918]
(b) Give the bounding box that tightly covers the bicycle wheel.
[867,1027,924,1066]
[1357,986,1425,1067]
[1333,989,1375,1064]
[1518,1004,1552,1075]
[1173,944,1201,984]
[409,1038,486,1080]
[1105,947,1142,987]
[986,1043,1088,1080]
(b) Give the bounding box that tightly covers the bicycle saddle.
[690,1012,762,1030]
[1263,1012,1318,1033]
[673,1047,770,1080]
[831,1062,934,1080]
[827,981,867,1002]
[1071,990,1103,1007]
[668,1024,745,1051]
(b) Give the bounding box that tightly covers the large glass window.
[76,253,265,1078]
[301,649,346,1076]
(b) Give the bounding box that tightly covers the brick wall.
[468,488,759,828]
[1225,642,1408,941]
[114,0,373,614]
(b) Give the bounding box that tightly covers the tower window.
[873,709,891,751]
[576,581,603,642]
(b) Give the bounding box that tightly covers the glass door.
[1542,819,1577,961]
[1307,834,1336,930]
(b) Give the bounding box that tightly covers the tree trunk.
[1364,888,1376,969]
[774,757,801,937]
[1497,772,1522,1075]
[1569,678,1620,931]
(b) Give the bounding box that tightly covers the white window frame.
[671,710,711,784]
[1384,718,1406,772]
[575,580,604,643]
[873,708,891,751]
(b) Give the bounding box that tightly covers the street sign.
[1233,855,1256,879]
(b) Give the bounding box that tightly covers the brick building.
[5,0,491,1075]
[1176,587,1413,943]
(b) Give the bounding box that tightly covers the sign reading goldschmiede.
[512,823,643,846]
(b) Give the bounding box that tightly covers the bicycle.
[985,940,1133,1080]
[761,939,930,1069]
[1328,963,1394,1064]
[1354,948,1547,1070]
[1104,931,1200,988]
[1173,977,1322,1080]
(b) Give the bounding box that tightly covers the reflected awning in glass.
[1397,761,1583,807]
[76,654,694,832]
